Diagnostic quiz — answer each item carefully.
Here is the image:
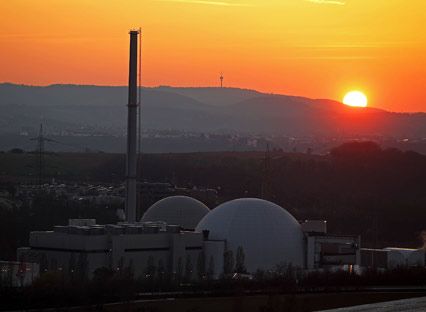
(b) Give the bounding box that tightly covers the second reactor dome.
[141,195,210,229]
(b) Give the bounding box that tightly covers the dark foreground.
[322,295,426,311]
[7,291,425,312]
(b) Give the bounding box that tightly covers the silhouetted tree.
[176,257,183,283]
[92,267,114,283]
[207,256,215,280]
[184,255,193,282]
[223,250,234,275]
[157,259,165,285]
[77,252,88,280]
[235,246,247,273]
[8,148,24,154]
[196,251,205,280]
[40,253,49,274]
[125,259,134,279]
[145,256,156,280]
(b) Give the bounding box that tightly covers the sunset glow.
[343,91,368,108]
[0,0,425,112]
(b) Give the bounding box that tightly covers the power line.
[30,124,105,185]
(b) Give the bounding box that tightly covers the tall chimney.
[125,30,139,223]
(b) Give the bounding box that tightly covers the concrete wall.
[306,235,360,270]
[360,248,425,270]
[385,248,425,269]
[18,226,204,280]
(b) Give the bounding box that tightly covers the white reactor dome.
[141,196,210,229]
[196,198,305,273]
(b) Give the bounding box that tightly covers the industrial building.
[17,197,362,279]
[18,218,203,279]
[361,247,425,270]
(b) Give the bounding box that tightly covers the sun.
[343,91,368,107]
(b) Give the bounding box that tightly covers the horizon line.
[0,82,424,114]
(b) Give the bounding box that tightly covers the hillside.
[1,83,425,140]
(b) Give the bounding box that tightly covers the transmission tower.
[30,124,55,186]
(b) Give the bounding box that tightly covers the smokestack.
[125,30,139,223]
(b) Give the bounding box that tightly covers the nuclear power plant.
[17,195,362,279]
[14,30,425,282]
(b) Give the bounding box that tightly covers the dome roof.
[141,196,209,229]
[196,198,304,272]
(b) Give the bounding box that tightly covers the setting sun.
[343,91,368,108]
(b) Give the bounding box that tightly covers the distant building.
[361,247,425,270]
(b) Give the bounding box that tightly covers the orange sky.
[0,0,425,112]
